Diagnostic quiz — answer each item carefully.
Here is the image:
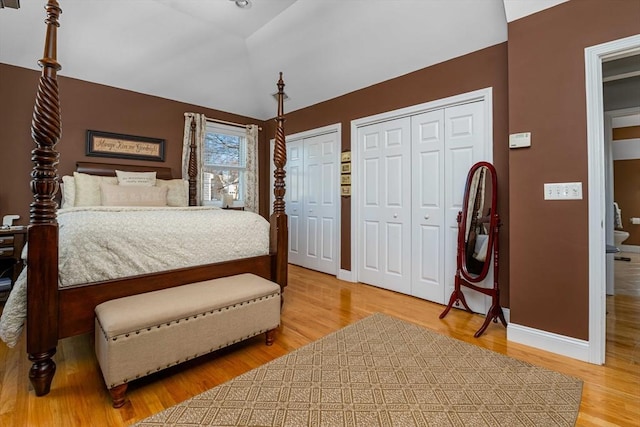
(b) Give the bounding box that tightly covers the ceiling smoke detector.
[230,0,251,9]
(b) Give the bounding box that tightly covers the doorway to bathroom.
[585,34,640,365]
[604,108,640,367]
[604,108,640,296]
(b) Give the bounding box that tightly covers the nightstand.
[0,227,27,297]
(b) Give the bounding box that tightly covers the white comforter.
[0,206,270,347]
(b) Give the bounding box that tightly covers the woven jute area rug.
[135,313,582,427]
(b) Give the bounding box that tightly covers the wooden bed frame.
[26,0,288,397]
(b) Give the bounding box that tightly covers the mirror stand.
[439,161,507,338]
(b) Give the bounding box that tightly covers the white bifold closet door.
[358,100,488,311]
[359,118,412,294]
[286,132,338,275]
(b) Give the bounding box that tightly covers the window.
[202,123,247,206]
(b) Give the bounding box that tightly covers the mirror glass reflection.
[463,165,494,278]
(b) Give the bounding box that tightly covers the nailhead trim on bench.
[97,292,280,342]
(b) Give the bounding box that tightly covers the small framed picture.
[341,185,351,197]
[341,151,351,162]
[340,174,351,185]
[341,162,351,174]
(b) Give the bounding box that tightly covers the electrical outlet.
[544,182,582,200]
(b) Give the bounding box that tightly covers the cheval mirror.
[440,161,507,337]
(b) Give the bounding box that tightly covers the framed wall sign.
[86,130,165,162]
[340,162,351,174]
[341,185,351,197]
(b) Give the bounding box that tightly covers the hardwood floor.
[1,264,638,426]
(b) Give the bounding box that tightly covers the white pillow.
[60,175,76,208]
[73,172,118,206]
[115,170,157,186]
[155,179,189,207]
[100,183,168,206]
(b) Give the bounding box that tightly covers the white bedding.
[0,206,270,347]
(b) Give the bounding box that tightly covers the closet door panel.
[363,221,380,272]
[320,161,336,263]
[321,217,334,262]
[411,109,445,301]
[444,101,490,314]
[303,133,338,274]
[364,158,380,206]
[419,225,441,283]
[305,159,319,261]
[386,155,404,207]
[286,140,304,266]
[386,223,404,276]
[358,118,411,294]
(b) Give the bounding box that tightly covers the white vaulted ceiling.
[0,0,567,119]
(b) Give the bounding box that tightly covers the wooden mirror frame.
[440,161,506,337]
[459,161,498,283]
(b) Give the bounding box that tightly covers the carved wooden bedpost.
[27,0,62,396]
[270,73,288,291]
[188,117,198,206]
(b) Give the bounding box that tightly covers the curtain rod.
[206,117,262,131]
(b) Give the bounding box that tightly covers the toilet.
[614,229,629,248]
[613,202,629,249]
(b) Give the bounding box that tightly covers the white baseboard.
[507,322,591,363]
[337,269,356,282]
[502,307,510,324]
[619,244,639,253]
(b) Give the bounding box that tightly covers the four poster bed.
[13,0,289,397]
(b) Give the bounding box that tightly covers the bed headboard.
[76,162,174,180]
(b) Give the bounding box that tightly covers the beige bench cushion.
[95,273,281,389]
[96,273,280,337]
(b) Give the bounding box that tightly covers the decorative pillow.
[155,179,189,207]
[73,172,118,206]
[115,170,157,186]
[60,175,76,208]
[100,183,168,206]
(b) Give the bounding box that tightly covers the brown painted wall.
[0,63,268,224]
[613,126,640,246]
[262,43,510,306]
[508,0,640,340]
[614,159,640,245]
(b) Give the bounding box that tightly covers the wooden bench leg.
[265,328,276,346]
[109,383,128,408]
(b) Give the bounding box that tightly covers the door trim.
[350,88,493,284]
[585,34,640,365]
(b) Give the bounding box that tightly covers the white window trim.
[203,122,248,207]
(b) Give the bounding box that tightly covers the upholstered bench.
[94,273,281,408]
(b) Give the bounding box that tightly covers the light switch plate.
[544,182,583,200]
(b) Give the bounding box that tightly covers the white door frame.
[349,88,493,284]
[585,34,640,365]
[270,123,342,276]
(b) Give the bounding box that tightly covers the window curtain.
[182,113,206,205]
[244,124,259,213]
